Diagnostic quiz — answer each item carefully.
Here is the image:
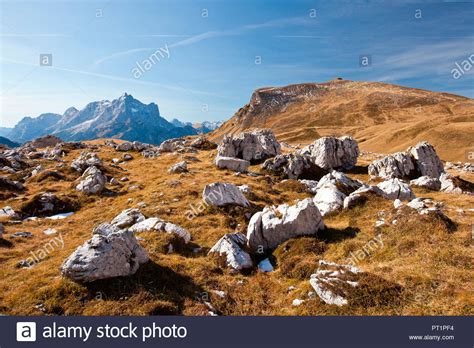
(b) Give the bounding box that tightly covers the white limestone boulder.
[71,152,102,173]
[377,178,416,201]
[61,230,149,283]
[76,166,107,194]
[368,152,416,179]
[408,141,444,178]
[203,183,250,207]
[208,233,253,271]
[262,153,326,179]
[215,155,250,173]
[247,198,324,253]
[309,260,362,306]
[217,129,281,163]
[300,136,359,170]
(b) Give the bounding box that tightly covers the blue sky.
[1,0,473,127]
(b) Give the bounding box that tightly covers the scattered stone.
[208,233,253,271]
[247,198,325,253]
[217,129,281,163]
[123,154,133,161]
[117,142,133,152]
[407,198,426,211]
[215,155,250,173]
[43,228,57,235]
[299,136,359,170]
[310,260,402,307]
[237,185,251,194]
[0,206,19,219]
[110,208,146,229]
[61,230,149,282]
[393,199,403,209]
[120,177,129,182]
[168,161,188,174]
[71,152,102,173]
[203,183,250,207]
[76,166,107,194]
[292,299,304,306]
[375,219,386,227]
[11,231,33,238]
[377,178,416,201]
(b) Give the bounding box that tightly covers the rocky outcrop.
[247,198,324,253]
[299,136,359,170]
[368,152,416,179]
[208,233,253,271]
[408,141,444,178]
[203,183,250,207]
[410,176,441,191]
[217,129,281,163]
[190,136,217,150]
[368,141,444,180]
[71,152,102,173]
[61,230,149,283]
[377,178,416,201]
[262,153,326,179]
[76,166,107,194]
[215,156,250,173]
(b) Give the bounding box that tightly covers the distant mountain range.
[6,93,223,144]
[171,119,224,134]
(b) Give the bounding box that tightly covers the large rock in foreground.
[203,183,250,207]
[61,230,149,283]
[217,129,281,163]
[208,233,253,271]
[247,198,324,253]
[299,136,359,170]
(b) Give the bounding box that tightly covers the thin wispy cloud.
[0,57,225,98]
[94,16,314,65]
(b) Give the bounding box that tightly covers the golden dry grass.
[0,140,473,316]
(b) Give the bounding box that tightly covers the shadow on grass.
[0,238,14,248]
[345,165,369,175]
[85,261,204,315]
[318,226,360,244]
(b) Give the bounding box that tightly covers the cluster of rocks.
[215,129,281,172]
[61,208,191,282]
[367,141,470,195]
